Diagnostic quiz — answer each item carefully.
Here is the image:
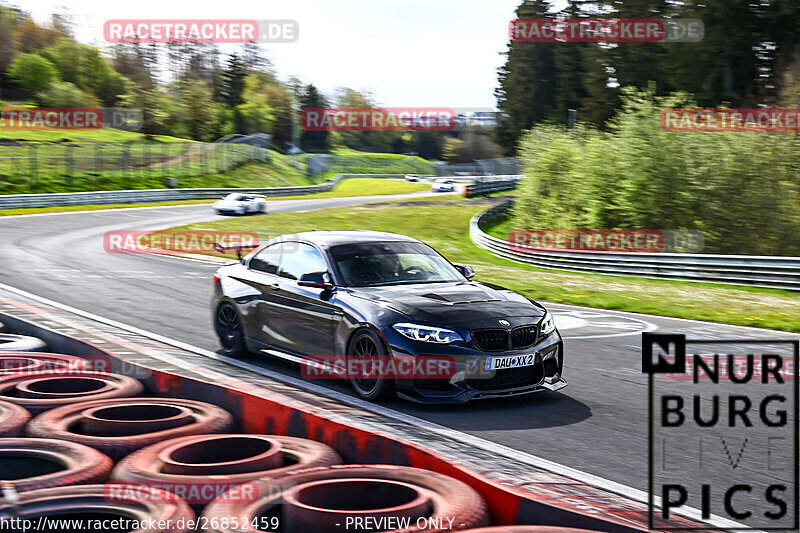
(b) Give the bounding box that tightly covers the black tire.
[0,371,144,414]
[346,329,396,402]
[203,464,488,533]
[26,398,234,461]
[0,400,30,437]
[111,434,342,506]
[215,303,248,357]
[0,438,113,492]
[0,334,47,352]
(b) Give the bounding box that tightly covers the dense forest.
[496,0,800,151]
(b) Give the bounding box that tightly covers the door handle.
[267,282,280,290]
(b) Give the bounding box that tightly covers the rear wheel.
[215,303,247,357]
[347,329,396,402]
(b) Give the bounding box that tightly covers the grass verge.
[162,197,800,332]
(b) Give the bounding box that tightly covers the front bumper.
[386,328,566,404]
[214,206,244,214]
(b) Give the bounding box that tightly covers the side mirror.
[298,271,334,289]
[454,264,475,279]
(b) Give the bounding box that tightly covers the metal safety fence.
[470,200,800,291]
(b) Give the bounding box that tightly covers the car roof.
[266,230,422,248]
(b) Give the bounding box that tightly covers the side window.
[278,243,327,280]
[249,243,281,275]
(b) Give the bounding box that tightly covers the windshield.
[224,194,245,201]
[329,241,465,287]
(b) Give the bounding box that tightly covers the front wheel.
[346,329,396,402]
[215,303,248,357]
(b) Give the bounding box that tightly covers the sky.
[18,0,526,109]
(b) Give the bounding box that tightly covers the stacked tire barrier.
[0,333,519,532]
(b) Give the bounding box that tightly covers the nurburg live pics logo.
[642,332,799,530]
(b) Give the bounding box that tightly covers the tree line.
[0,5,504,162]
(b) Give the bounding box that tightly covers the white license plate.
[485,354,536,371]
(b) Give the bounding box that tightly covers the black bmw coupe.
[212,230,566,403]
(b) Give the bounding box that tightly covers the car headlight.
[539,312,556,337]
[392,323,464,344]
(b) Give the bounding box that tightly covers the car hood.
[348,281,544,326]
[214,200,243,207]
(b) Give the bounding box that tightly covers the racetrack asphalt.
[1,190,797,516]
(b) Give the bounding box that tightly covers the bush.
[7,52,58,96]
[37,81,100,107]
[513,87,800,255]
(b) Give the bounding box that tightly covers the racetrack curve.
[0,192,796,505]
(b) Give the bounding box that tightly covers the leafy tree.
[299,83,330,151]
[50,8,74,39]
[411,131,442,160]
[11,17,62,53]
[219,54,247,107]
[37,81,99,107]
[112,43,156,90]
[164,79,219,141]
[495,0,557,153]
[7,53,58,95]
[236,73,276,133]
[116,80,166,135]
[459,131,503,161]
[264,82,293,146]
[332,87,404,152]
[0,6,19,71]
[41,39,129,106]
[443,137,464,162]
[241,41,272,73]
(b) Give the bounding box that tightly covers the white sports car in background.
[435,179,455,192]
[213,194,268,215]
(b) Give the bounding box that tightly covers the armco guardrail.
[471,200,800,291]
[463,176,522,198]
[0,174,409,209]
